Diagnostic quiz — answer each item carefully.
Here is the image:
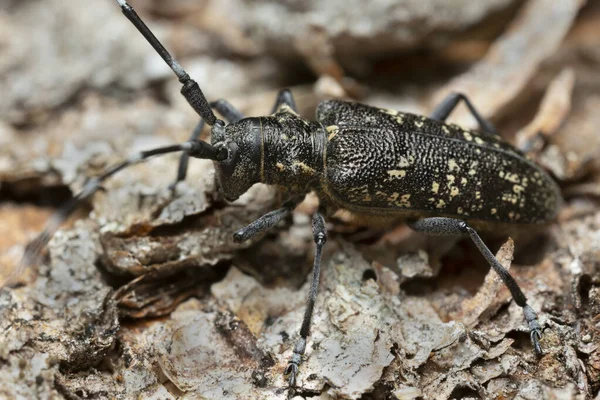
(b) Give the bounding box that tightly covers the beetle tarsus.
[285,336,306,388]
[284,361,299,388]
[410,217,545,357]
[524,304,543,355]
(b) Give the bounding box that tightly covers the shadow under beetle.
[23,0,561,389]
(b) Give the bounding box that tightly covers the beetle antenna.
[114,0,219,126]
[3,139,227,287]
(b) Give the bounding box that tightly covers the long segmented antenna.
[115,0,219,126]
[3,139,227,287]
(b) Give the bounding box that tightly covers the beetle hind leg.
[409,217,544,356]
[432,92,498,136]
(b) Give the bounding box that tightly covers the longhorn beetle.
[20,0,560,388]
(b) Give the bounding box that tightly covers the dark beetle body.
[213,100,560,226]
[25,4,552,388]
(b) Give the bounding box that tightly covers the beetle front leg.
[409,217,543,355]
[271,88,298,114]
[171,100,244,189]
[431,92,498,136]
[285,212,327,388]
[232,196,304,243]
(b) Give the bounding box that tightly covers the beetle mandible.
[20,0,561,388]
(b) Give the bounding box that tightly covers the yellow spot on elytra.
[276,162,285,171]
[395,194,411,208]
[448,159,459,172]
[513,184,525,194]
[491,208,497,215]
[379,108,398,116]
[388,169,406,178]
[446,175,455,185]
[450,187,460,197]
[389,192,399,201]
[442,126,450,135]
[414,121,424,128]
[460,177,468,185]
[463,132,473,141]
[436,199,446,209]
[504,172,520,184]
[281,134,289,141]
[457,207,463,214]
[432,182,440,194]
[508,211,515,219]
[475,191,481,199]
[474,137,484,145]
[502,192,518,204]
[392,115,404,124]
[398,156,411,168]
[468,169,477,176]
[326,125,339,141]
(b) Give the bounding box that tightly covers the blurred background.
[0,0,599,399]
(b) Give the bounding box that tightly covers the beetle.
[18,0,560,389]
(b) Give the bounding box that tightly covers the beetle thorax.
[260,116,325,191]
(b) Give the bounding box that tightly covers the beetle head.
[211,118,262,201]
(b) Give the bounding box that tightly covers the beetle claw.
[284,362,298,388]
[531,328,543,356]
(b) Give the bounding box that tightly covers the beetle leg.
[431,92,498,136]
[271,88,298,114]
[285,212,327,388]
[232,196,304,243]
[211,99,244,123]
[171,100,244,189]
[170,119,206,189]
[409,217,543,356]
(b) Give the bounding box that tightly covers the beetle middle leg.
[431,92,498,136]
[284,211,327,388]
[233,203,327,387]
[271,88,298,114]
[409,217,543,355]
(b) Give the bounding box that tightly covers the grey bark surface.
[1,0,599,399]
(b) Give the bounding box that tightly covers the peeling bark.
[1,1,599,399]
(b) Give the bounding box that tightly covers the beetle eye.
[218,141,239,177]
